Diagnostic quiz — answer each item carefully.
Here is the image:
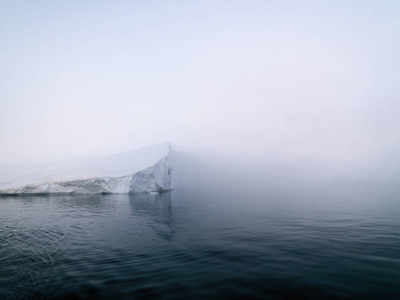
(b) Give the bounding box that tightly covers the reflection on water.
[129,193,175,240]
[0,189,400,299]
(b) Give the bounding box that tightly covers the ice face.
[0,143,172,195]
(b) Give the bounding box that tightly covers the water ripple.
[0,192,400,299]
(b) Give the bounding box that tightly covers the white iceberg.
[0,143,172,195]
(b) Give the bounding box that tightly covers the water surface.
[0,188,399,299]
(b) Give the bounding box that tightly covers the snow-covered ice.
[0,143,172,195]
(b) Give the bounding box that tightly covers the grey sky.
[1,1,399,178]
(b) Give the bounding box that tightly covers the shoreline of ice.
[0,143,172,196]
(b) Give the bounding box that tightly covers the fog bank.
[1,1,399,190]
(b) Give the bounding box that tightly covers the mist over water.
[171,149,400,201]
[1,1,400,299]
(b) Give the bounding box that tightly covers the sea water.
[0,187,399,299]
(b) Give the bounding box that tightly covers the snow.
[0,143,172,195]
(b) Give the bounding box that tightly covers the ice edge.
[0,148,172,196]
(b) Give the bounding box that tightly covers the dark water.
[0,188,399,299]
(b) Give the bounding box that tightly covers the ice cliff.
[0,143,172,195]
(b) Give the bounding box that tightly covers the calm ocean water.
[0,187,399,299]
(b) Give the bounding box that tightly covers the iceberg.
[0,143,172,195]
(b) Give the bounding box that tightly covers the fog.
[1,1,399,191]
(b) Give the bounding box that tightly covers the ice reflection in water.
[129,192,175,241]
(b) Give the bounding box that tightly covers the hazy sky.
[1,1,399,177]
